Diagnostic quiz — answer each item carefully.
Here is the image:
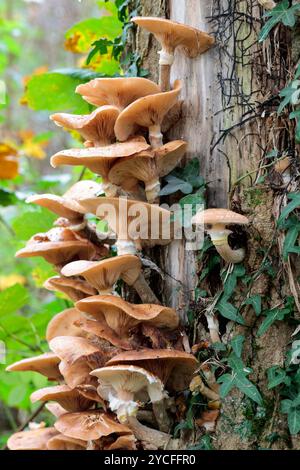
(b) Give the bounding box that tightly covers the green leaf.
[12,207,56,240]
[267,366,289,389]
[0,284,29,318]
[65,17,123,53]
[0,188,18,206]
[259,1,300,42]
[283,225,300,260]
[234,374,263,405]
[159,175,193,196]
[258,306,290,337]
[230,335,245,358]
[25,73,90,114]
[288,407,300,435]
[278,193,300,227]
[218,373,235,397]
[216,298,245,325]
[189,435,214,450]
[243,295,262,316]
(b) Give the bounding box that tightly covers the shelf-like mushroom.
[107,349,198,392]
[15,227,105,270]
[6,352,62,382]
[31,385,94,412]
[50,138,150,197]
[50,106,120,147]
[49,336,110,389]
[54,410,135,450]
[114,81,182,148]
[108,140,187,203]
[61,255,142,295]
[47,434,86,451]
[76,77,160,109]
[46,308,83,341]
[192,208,249,264]
[132,17,214,91]
[26,180,103,225]
[7,428,58,451]
[44,275,97,302]
[78,196,173,256]
[91,365,165,424]
[76,295,179,350]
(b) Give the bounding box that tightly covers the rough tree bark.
[131,0,298,450]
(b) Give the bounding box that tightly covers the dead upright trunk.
[132,0,297,450]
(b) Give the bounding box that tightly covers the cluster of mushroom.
[5,17,218,451]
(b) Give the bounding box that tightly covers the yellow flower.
[19,130,49,160]
[0,274,26,290]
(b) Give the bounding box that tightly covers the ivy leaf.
[0,284,29,318]
[283,224,300,260]
[216,297,245,325]
[278,193,300,227]
[230,335,245,358]
[218,373,236,397]
[243,295,262,316]
[259,0,300,42]
[159,175,193,196]
[258,306,290,337]
[288,407,300,435]
[234,374,263,405]
[267,366,289,389]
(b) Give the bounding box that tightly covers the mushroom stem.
[116,239,137,256]
[159,65,171,92]
[149,125,163,149]
[145,179,161,204]
[158,49,174,92]
[125,416,179,450]
[208,229,246,264]
[152,399,172,433]
[132,273,161,305]
[206,313,221,344]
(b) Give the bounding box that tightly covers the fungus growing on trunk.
[76,77,160,109]
[61,255,142,295]
[30,385,94,412]
[132,17,214,91]
[46,308,83,341]
[192,208,249,264]
[7,428,58,451]
[91,365,165,424]
[44,276,97,302]
[50,106,120,147]
[54,410,135,449]
[107,349,198,392]
[49,336,111,389]
[6,352,62,381]
[76,295,179,350]
[50,138,150,197]
[108,140,187,203]
[78,197,172,256]
[114,81,182,148]
[26,180,103,225]
[15,227,104,269]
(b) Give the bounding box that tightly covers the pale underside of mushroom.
[114,81,182,149]
[30,384,94,412]
[6,352,62,381]
[44,275,98,302]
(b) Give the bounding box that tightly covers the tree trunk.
[131,0,298,450]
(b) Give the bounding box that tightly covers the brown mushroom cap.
[54,410,133,442]
[15,227,102,266]
[49,336,109,388]
[155,140,188,177]
[114,80,182,142]
[76,77,160,109]
[76,295,179,345]
[30,385,93,412]
[50,138,150,178]
[45,402,68,418]
[192,208,249,227]
[61,256,142,293]
[132,17,215,58]
[26,180,103,222]
[78,197,173,249]
[44,275,97,302]
[107,349,198,391]
[50,106,119,146]
[46,308,83,342]
[106,434,137,451]
[47,434,86,451]
[7,428,58,451]
[6,352,62,381]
